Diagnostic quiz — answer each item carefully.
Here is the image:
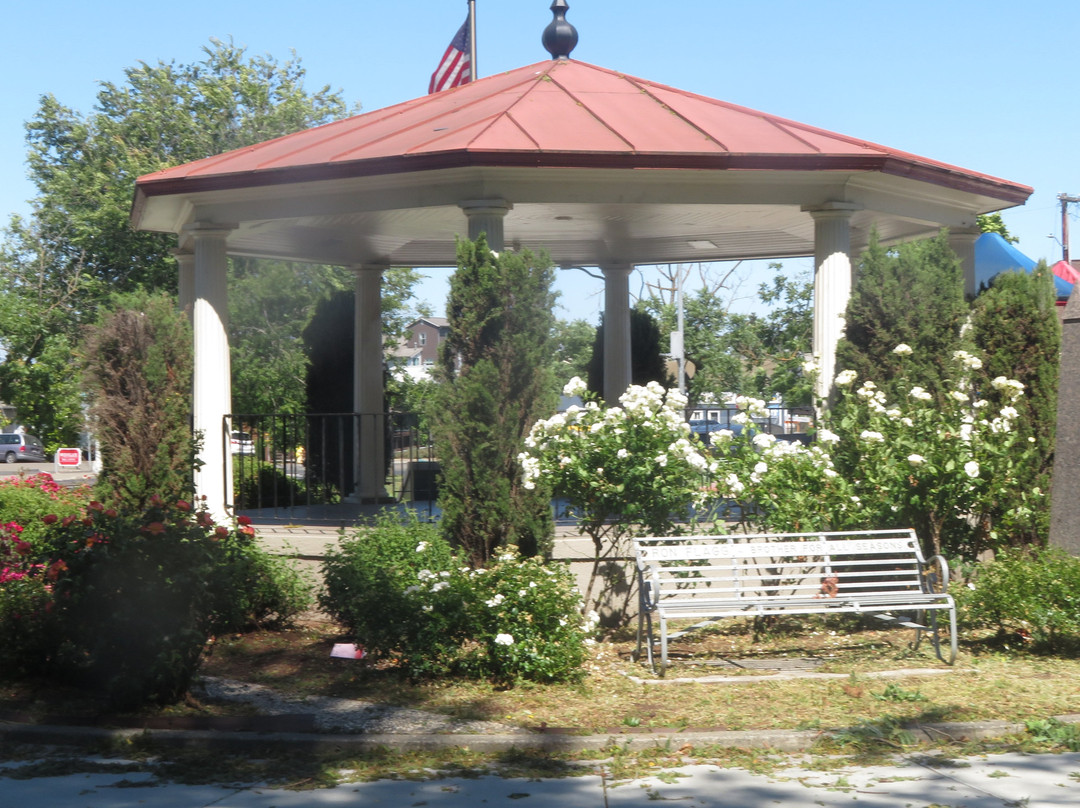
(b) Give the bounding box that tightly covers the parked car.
[230,431,256,456]
[0,433,47,464]
[688,419,743,446]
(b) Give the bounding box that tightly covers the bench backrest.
[634,529,927,604]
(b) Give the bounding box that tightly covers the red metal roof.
[134,59,1031,204]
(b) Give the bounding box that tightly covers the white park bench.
[633,529,957,674]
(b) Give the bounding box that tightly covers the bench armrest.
[924,554,951,594]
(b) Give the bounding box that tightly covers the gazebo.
[130,5,1032,520]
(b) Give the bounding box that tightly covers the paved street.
[0,750,1077,806]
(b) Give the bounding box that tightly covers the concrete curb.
[4,714,1079,756]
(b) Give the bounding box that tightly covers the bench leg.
[931,608,958,665]
[630,604,656,674]
[659,614,669,677]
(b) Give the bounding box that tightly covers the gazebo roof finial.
[542,0,578,60]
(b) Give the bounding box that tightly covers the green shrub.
[954,548,1080,651]
[0,473,87,552]
[320,512,468,676]
[460,553,592,684]
[25,498,308,707]
[233,461,308,509]
[0,522,59,677]
[41,500,222,707]
[320,512,593,683]
[210,527,312,632]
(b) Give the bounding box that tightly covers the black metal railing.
[226,413,435,515]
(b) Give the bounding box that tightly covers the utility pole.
[1060,193,1080,263]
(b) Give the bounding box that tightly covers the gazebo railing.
[226,412,435,515]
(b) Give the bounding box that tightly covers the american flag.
[429,18,472,93]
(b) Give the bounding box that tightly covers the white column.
[172,248,195,320]
[354,266,387,501]
[602,263,633,404]
[948,226,980,298]
[806,203,860,405]
[186,222,235,522]
[459,199,512,250]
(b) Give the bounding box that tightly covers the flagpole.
[468,0,477,80]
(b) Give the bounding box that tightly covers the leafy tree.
[970,263,1060,545]
[19,39,352,303]
[551,318,596,394]
[585,307,672,397]
[639,263,813,405]
[728,269,814,406]
[1,39,355,444]
[835,231,969,407]
[229,259,353,417]
[82,293,197,511]
[431,237,558,566]
[977,212,1018,244]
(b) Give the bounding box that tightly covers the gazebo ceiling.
[132,58,1032,268]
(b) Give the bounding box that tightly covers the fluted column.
[602,263,633,404]
[354,266,387,501]
[459,198,512,250]
[948,226,980,298]
[185,222,236,522]
[806,203,860,405]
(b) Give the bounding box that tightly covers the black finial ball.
[542,0,578,60]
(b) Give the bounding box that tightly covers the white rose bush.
[520,379,716,544]
[710,395,860,533]
[519,378,719,616]
[524,349,1036,568]
[824,348,1037,558]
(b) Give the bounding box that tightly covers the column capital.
[802,201,863,220]
[947,225,982,240]
[458,198,513,216]
[600,263,633,277]
[183,221,238,237]
[459,199,513,251]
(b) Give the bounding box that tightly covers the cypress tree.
[431,237,558,566]
[970,263,1060,545]
[835,230,968,405]
[82,293,197,511]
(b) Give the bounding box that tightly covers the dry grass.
[193,614,1080,734]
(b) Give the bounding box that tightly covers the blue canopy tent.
[975,232,1072,297]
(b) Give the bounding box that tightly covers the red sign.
[56,448,82,467]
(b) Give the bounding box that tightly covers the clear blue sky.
[3,0,1077,323]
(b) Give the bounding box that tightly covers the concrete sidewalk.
[1,748,1077,806]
